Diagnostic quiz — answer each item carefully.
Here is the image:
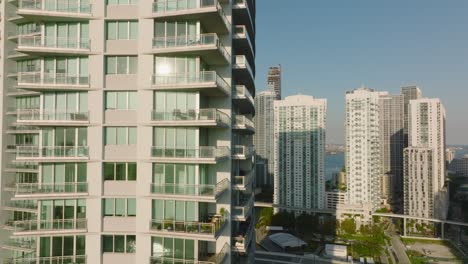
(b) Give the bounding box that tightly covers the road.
[386,227,411,264]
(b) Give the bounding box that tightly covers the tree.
[271,211,295,229]
[256,208,273,228]
[340,218,357,235]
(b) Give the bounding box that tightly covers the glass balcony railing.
[233,195,253,219]
[152,71,230,94]
[233,221,254,252]
[5,255,86,264]
[16,146,89,158]
[1,239,36,252]
[150,178,229,197]
[19,0,92,14]
[6,219,87,233]
[234,171,253,187]
[18,36,91,50]
[234,55,253,78]
[150,243,229,264]
[3,200,38,210]
[151,109,229,125]
[153,33,230,61]
[149,216,226,236]
[233,145,254,157]
[14,182,88,195]
[233,85,254,103]
[17,109,89,122]
[234,115,254,129]
[151,146,229,160]
[18,72,90,87]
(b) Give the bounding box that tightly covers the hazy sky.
[255,0,468,145]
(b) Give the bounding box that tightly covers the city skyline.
[254,0,468,145]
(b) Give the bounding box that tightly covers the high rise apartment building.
[404,98,447,219]
[401,86,422,145]
[267,65,281,100]
[379,94,404,202]
[0,0,256,263]
[253,88,275,187]
[345,88,387,211]
[273,95,326,210]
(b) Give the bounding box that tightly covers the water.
[325,152,345,180]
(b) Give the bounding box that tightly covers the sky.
[254,0,468,145]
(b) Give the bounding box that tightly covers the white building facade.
[404,98,447,219]
[0,0,256,263]
[273,95,326,210]
[345,88,387,211]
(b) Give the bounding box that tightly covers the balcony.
[17,36,91,55]
[3,200,38,213]
[149,215,227,240]
[233,25,254,58]
[150,242,229,264]
[233,171,254,191]
[153,33,230,65]
[152,0,230,34]
[16,0,92,21]
[233,221,254,253]
[150,146,229,164]
[232,115,255,134]
[232,195,253,221]
[233,56,255,93]
[233,0,254,35]
[151,71,230,96]
[16,146,89,161]
[1,239,36,253]
[151,109,229,128]
[17,72,90,89]
[232,85,254,113]
[232,145,254,160]
[150,178,229,201]
[16,109,89,125]
[5,255,86,264]
[5,219,87,235]
[12,182,88,198]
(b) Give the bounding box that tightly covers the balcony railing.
[14,182,88,195]
[233,85,253,103]
[151,146,229,160]
[1,239,36,252]
[151,178,229,197]
[3,200,38,211]
[234,115,254,129]
[18,72,90,87]
[233,145,254,157]
[153,33,229,60]
[234,171,253,188]
[152,71,230,94]
[233,221,254,252]
[150,242,229,264]
[18,36,91,50]
[151,109,229,125]
[17,109,89,122]
[234,55,253,77]
[233,195,253,219]
[5,255,86,264]
[16,146,89,158]
[19,0,92,14]
[6,219,87,233]
[149,216,226,236]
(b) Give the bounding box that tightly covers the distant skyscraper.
[274,95,327,210]
[401,86,422,145]
[345,88,387,211]
[254,89,276,187]
[449,155,468,178]
[404,98,447,219]
[267,65,282,100]
[379,94,405,202]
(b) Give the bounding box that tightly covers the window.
[107,0,138,4]
[102,235,136,253]
[106,21,138,40]
[103,198,136,217]
[105,91,137,110]
[104,127,137,145]
[105,56,137,75]
[104,162,136,181]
